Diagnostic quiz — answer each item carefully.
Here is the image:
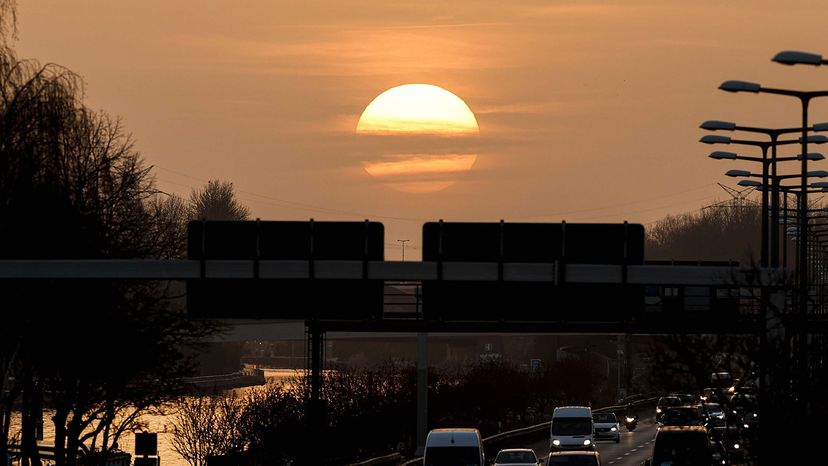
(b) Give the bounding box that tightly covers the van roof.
[553,406,592,417]
[426,429,481,447]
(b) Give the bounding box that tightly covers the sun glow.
[356,84,479,193]
[356,84,479,135]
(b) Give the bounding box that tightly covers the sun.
[357,84,479,135]
[356,84,480,193]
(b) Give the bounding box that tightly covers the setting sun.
[356,84,479,193]
[356,84,479,135]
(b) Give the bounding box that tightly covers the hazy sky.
[14,0,828,259]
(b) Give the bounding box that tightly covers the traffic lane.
[523,421,656,466]
[592,422,655,466]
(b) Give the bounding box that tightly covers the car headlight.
[625,417,635,423]
[552,439,561,446]
[733,443,740,449]
[583,440,591,446]
[716,414,725,419]
[611,426,617,432]
[656,408,662,414]
[743,423,749,428]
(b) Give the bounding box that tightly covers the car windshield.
[592,413,616,423]
[658,397,681,407]
[424,446,481,466]
[496,451,536,463]
[662,408,704,426]
[677,395,695,404]
[703,403,722,414]
[548,455,599,466]
[551,418,592,435]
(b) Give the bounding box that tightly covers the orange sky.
[14,0,828,259]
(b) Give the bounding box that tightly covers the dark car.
[658,406,705,427]
[647,426,713,466]
[548,451,601,466]
[656,396,682,419]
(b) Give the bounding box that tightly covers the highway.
[523,420,657,466]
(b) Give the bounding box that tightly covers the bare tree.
[647,203,761,263]
[188,180,250,221]
[170,395,247,466]
[0,41,214,466]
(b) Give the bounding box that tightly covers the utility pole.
[397,239,410,262]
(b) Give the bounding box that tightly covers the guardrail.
[393,396,660,466]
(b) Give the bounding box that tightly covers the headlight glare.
[611,427,617,432]
[583,440,591,446]
[552,439,561,446]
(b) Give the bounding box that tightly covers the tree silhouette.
[188,180,250,221]
[0,36,213,466]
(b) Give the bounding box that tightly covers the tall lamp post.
[718,82,828,380]
[701,133,828,267]
[701,122,828,267]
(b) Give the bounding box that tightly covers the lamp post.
[701,122,828,268]
[719,83,828,380]
[732,172,828,272]
[705,133,827,267]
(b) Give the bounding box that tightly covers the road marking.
[632,448,638,451]
[616,457,623,460]
[624,453,630,456]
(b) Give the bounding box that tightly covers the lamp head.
[725,169,752,178]
[719,80,761,93]
[773,50,823,66]
[811,181,828,188]
[804,135,828,144]
[799,152,826,161]
[737,180,762,187]
[700,135,732,144]
[807,170,828,178]
[813,122,828,132]
[700,120,737,131]
[709,151,738,160]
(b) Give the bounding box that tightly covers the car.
[550,406,594,451]
[493,449,541,466]
[591,412,620,443]
[646,426,715,466]
[655,396,681,419]
[700,403,726,427]
[547,450,601,466]
[658,406,705,427]
[423,428,484,466]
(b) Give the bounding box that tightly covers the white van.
[423,428,485,466]
[550,406,594,451]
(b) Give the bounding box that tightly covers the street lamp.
[719,81,828,323]
[773,51,828,66]
[702,133,827,267]
[743,180,828,270]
